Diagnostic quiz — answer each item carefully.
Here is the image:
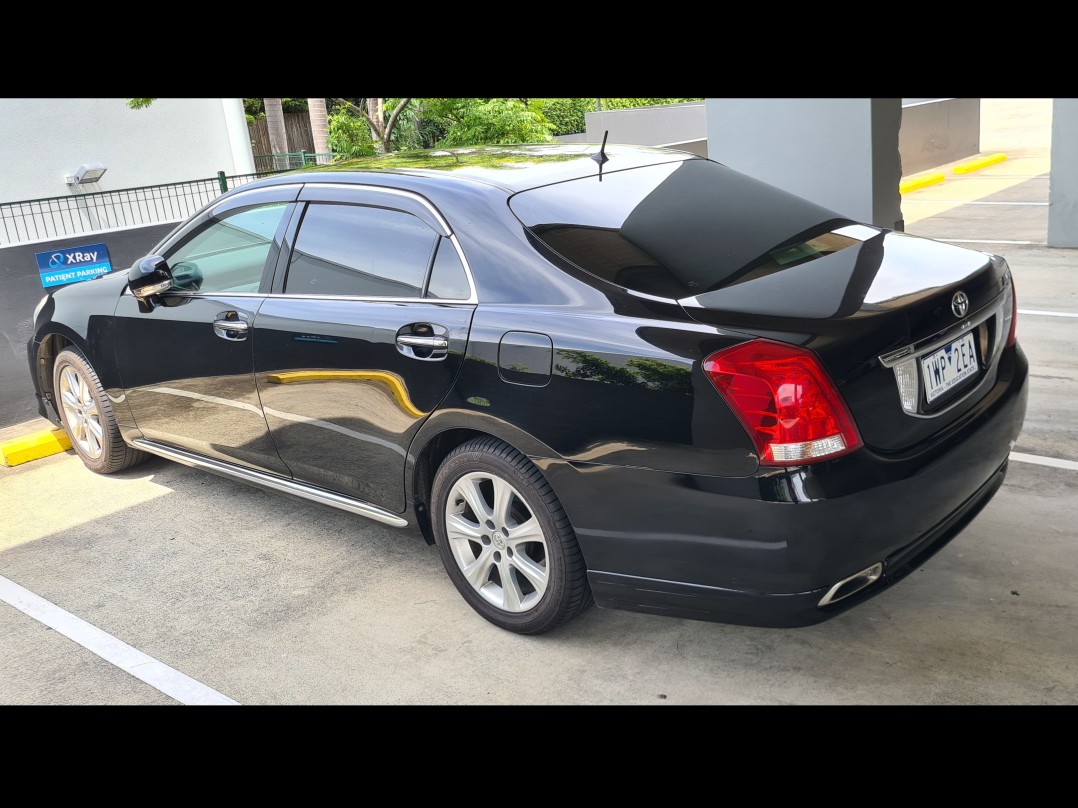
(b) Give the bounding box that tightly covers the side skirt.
[131,439,408,528]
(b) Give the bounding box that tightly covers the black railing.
[0,170,284,247]
[253,152,336,173]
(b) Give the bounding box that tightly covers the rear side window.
[286,203,438,297]
[426,239,471,299]
[510,159,852,299]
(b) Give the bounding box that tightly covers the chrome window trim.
[207,184,305,217]
[261,293,478,304]
[305,182,453,234]
[290,183,478,303]
[124,183,480,304]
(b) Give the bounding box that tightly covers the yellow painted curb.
[953,153,1007,174]
[0,427,71,467]
[899,172,946,195]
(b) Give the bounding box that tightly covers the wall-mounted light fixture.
[65,163,108,185]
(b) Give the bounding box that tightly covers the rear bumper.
[587,460,1006,627]
[538,344,1028,627]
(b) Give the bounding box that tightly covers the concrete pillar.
[221,98,255,175]
[1048,98,1078,248]
[705,98,904,231]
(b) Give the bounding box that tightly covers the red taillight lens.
[703,339,863,466]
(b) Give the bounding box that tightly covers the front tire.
[53,347,146,474]
[431,437,592,634]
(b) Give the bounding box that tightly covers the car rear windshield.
[509,159,856,300]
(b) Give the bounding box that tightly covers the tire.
[431,437,593,635]
[52,347,146,474]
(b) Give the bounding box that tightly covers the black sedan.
[27,144,1029,634]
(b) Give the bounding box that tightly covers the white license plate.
[921,331,978,403]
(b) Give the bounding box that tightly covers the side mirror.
[128,256,173,309]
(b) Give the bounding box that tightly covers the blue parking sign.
[36,242,113,288]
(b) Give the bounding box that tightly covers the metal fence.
[253,152,337,172]
[0,170,283,248]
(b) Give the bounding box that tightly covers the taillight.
[703,339,862,466]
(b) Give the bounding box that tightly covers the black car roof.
[242,143,698,195]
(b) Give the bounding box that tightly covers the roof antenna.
[591,130,609,180]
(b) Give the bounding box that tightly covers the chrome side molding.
[132,439,408,528]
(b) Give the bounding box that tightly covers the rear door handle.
[396,335,448,352]
[396,324,449,360]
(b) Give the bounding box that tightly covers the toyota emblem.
[951,291,969,318]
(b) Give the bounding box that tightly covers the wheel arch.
[408,413,561,547]
[33,330,82,421]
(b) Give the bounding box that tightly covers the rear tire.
[431,437,592,634]
[53,347,146,474]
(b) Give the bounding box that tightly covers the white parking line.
[1010,452,1078,472]
[0,575,238,705]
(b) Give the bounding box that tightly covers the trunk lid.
[681,229,1013,452]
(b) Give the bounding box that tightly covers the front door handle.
[213,315,249,341]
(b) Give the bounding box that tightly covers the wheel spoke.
[500,560,523,611]
[84,421,101,456]
[60,369,80,409]
[491,477,516,527]
[507,515,544,545]
[456,476,493,523]
[460,546,495,589]
[78,375,93,407]
[86,416,103,442]
[510,552,548,597]
[445,512,483,542]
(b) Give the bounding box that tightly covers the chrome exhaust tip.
[818,562,883,608]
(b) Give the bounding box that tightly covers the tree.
[264,98,289,168]
[332,98,412,154]
[307,98,330,160]
[326,112,376,158]
[421,98,553,147]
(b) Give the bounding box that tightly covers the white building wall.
[0,98,254,203]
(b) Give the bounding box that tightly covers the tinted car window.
[165,203,288,293]
[510,160,852,299]
[286,203,438,297]
[426,239,471,299]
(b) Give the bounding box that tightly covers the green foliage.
[326,111,376,158]
[126,98,155,109]
[555,350,640,387]
[425,98,554,148]
[243,98,308,116]
[539,98,596,135]
[384,98,425,152]
[602,98,703,110]
[555,350,691,394]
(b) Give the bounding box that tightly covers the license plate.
[921,331,978,403]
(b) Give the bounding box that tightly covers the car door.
[112,184,301,475]
[252,183,476,513]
